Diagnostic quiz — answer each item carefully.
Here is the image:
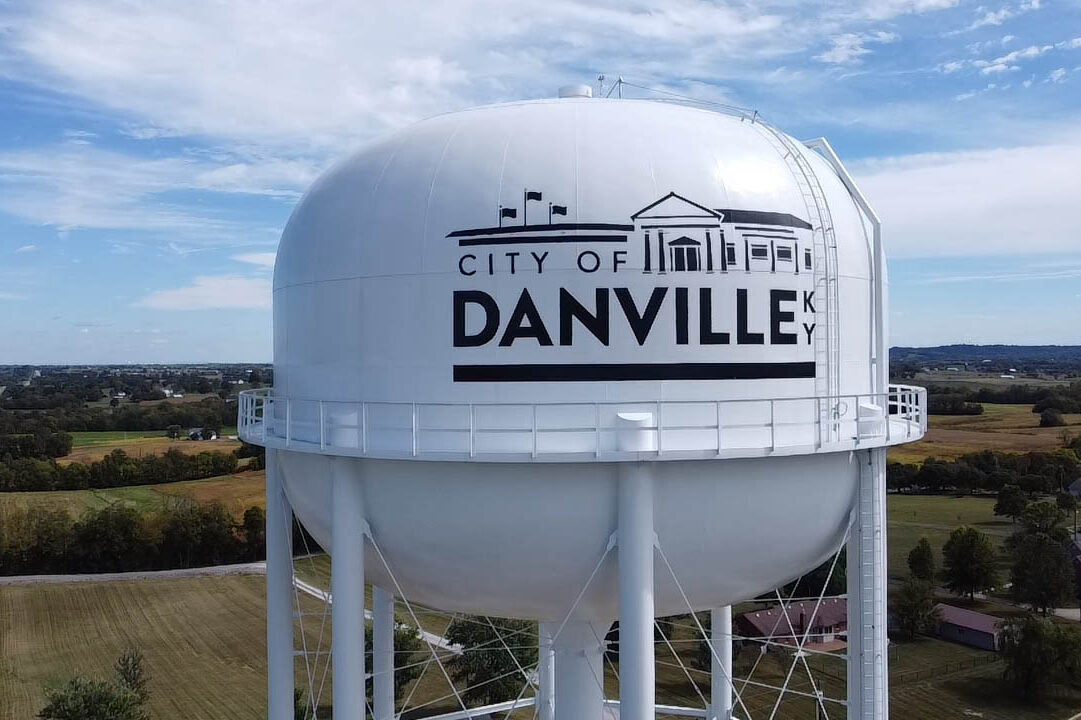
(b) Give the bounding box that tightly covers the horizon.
[1,0,1080,363]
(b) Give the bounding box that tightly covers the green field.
[67,427,241,447]
[0,470,266,520]
[887,493,1015,582]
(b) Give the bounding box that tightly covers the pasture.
[888,403,1080,463]
[0,470,266,519]
[62,429,241,464]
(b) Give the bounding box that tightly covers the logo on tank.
[448,189,818,383]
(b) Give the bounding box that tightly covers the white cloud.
[232,252,276,268]
[1001,34,1015,44]
[968,8,1014,29]
[853,135,1081,257]
[15,244,36,253]
[1048,67,1067,82]
[940,60,965,73]
[992,44,1051,64]
[815,31,898,64]
[134,275,270,310]
[980,63,1018,74]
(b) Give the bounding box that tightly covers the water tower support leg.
[847,448,888,720]
[265,448,294,720]
[372,585,395,720]
[332,458,366,720]
[538,622,556,720]
[552,620,605,720]
[710,606,733,720]
[618,461,656,720]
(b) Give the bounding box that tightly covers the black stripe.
[447,222,634,238]
[454,362,816,382]
[458,235,627,247]
[734,226,795,234]
[716,209,812,230]
[741,233,799,241]
[639,223,721,229]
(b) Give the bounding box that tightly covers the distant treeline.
[0,448,239,493]
[0,432,73,460]
[924,382,1081,415]
[0,397,235,434]
[888,450,1081,495]
[0,500,267,575]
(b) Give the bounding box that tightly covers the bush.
[1041,408,1066,428]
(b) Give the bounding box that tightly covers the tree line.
[0,499,267,575]
[0,431,73,460]
[0,397,235,435]
[0,448,239,492]
[888,450,1081,495]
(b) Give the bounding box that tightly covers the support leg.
[848,448,888,720]
[618,461,655,720]
[372,586,395,720]
[710,606,732,720]
[266,448,294,720]
[552,620,605,720]
[332,458,366,720]
[537,622,556,720]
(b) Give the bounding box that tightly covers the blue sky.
[0,0,1079,363]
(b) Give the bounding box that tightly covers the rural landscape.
[3,352,1081,719]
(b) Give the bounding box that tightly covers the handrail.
[238,385,926,463]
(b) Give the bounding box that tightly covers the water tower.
[239,86,925,720]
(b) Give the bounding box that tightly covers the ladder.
[752,121,841,444]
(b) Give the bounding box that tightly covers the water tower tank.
[241,95,926,720]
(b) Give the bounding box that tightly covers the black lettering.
[803,290,815,314]
[698,288,730,345]
[614,287,668,346]
[507,251,519,274]
[454,290,499,347]
[675,287,689,345]
[559,289,609,346]
[531,251,549,273]
[499,289,553,347]
[458,254,476,276]
[613,250,627,273]
[736,288,764,345]
[803,323,816,345]
[488,254,494,275]
[770,289,798,345]
[577,251,600,273]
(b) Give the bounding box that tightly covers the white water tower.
[240,90,925,720]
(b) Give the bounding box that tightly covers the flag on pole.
[550,204,567,216]
[500,207,517,219]
[525,190,543,201]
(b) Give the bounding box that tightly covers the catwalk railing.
[238,385,925,462]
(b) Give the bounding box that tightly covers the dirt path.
[0,562,266,586]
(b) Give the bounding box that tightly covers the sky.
[0,0,1079,364]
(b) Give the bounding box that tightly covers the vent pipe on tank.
[558,84,593,98]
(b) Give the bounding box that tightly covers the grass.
[0,470,266,520]
[887,494,1014,582]
[889,403,1081,463]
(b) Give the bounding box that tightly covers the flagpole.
[523,189,527,226]
[548,202,552,225]
[499,205,503,228]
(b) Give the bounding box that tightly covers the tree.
[1008,502,1074,615]
[1056,491,1078,513]
[941,526,999,600]
[907,537,936,582]
[893,577,941,640]
[240,506,266,561]
[1041,408,1066,428]
[444,615,537,705]
[38,678,144,720]
[166,425,182,440]
[364,621,426,704]
[994,485,1028,523]
[114,649,149,705]
[1000,614,1081,700]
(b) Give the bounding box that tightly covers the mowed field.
[0,470,266,519]
[886,494,1014,582]
[4,573,1079,720]
[888,403,1081,463]
[63,428,241,464]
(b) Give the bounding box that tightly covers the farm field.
[4,572,1077,720]
[888,403,1081,463]
[0,470,266,519]
[62,428,241,464]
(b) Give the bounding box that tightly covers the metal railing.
[238,385,925,462]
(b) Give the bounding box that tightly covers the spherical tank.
[268,97,883,623]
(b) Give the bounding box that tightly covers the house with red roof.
[934,603,1001,652]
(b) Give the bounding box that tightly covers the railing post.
[815,396,822,450]
[769,400,775,452]
[716,400,723,456]
[657,401,663,455]
[319,400,326,451]
[595,404,601,458]
[469,404,475,458]
[285,398,292,448]
[362,403,368,455]
[532,404,538,458]
[412,402,418,457]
